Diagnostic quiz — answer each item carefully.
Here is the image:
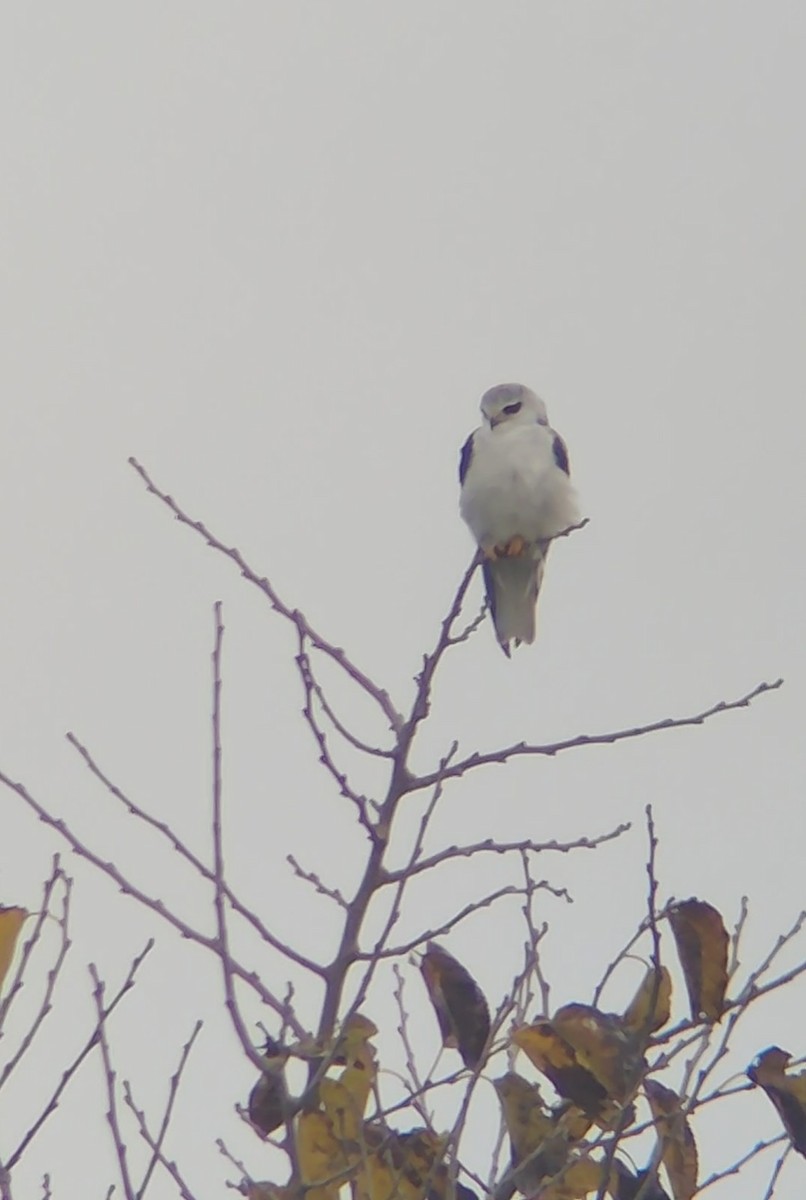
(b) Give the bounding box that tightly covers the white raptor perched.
[459,383,579,656]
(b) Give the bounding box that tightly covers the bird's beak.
[489,414,503,429]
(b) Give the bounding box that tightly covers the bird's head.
[480,383,548,429]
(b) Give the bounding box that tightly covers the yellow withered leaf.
[296,1109,353,1200]
[534,1157,606,1200]
[748,1046,806,1158]
[245,1186,295,1200]
[322,1012,377,1139]
[354,1126,449,1200]
[551,1004,645,1105]
[320,1077,369,1144]
[622,967,672,1037]
[0,906,28,993]
[420,942,490,1069]
[644,1080,697,1200]
[512,1022,610,1124]
[495,1073,555,1159]
[333,1013,378,1061]
[513,1010,639,1133]
[495,1072,564,1193]
[355,1153,407,1200]
[667,900,728,1023]
[494,1074,592,1195]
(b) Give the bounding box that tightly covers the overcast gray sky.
[2,4,805,1196]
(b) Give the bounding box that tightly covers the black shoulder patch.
[552,433,570,475]
[459,434,474,485]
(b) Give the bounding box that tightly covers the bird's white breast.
[460,422,578,549]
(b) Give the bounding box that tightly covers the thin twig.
[382,823,630,885]
[762,1142,792,1200]
[308,670,394,759]
[91,964,137,1200]
[728,895,749,980]
[697,1133,787,1193]
[216,1138,253,1188]
[518,850,550,1016]
[446,600,488,647]
[391,966,432,1127]
[286,854,349,909]
[136,1020,203,1197]
[296,630,376,829]
[362,882,567,961]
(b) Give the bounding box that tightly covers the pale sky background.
[2,4,805,1197]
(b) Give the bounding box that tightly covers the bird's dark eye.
[503,401,522,416]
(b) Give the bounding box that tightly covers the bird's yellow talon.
[505,535,527,557]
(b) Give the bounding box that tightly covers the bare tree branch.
[0,864,72,1088]
[411,678,783,791]
[65,732,324,979]
[0,768,304,1035]
[124,1080,198,1200]
[129,456,403,733]
[6,941,153,1171]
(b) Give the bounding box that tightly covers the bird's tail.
[483,554,546,656]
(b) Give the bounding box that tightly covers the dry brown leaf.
[667,900,727,1023]
[420,942,490,1068]
[609,1160,670,1199]
[748,1046,806,1157]
[249,1071,284,1136]
[644,1080,697,1200]
[622,967,672,1036]
[248,1036,285,1136]
[0,906,28,993]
